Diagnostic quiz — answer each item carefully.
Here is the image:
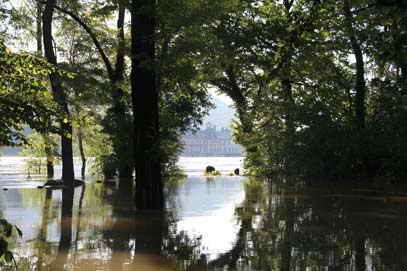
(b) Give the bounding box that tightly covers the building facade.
[181,123,243,156]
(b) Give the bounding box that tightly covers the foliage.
[0,218,22,265]
[20,131,59,174]
[203,0,407,181]
[0,41,57,146]
[203,165,221,176]
[2,0,407,186]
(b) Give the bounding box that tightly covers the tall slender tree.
[343,0,366,129]
[42,0,74,183]
[51,1,133,180]
[35,1,55,179]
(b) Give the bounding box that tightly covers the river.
[1,156,407,270]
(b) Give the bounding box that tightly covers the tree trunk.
[37,2,55,179]
[131,0,163,209]
[343,0,366,129]
[393,16,407,94]
[114,3,133,180]
[44,140,54,179]
[36,2,42,53]
[35,2,54,179]
[42,0,74,183]
[61,122,75,181]
[77,129,86,180]
[355,236,366,271]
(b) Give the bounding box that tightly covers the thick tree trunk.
[131,0,163,209]
[61,122,75,181]
[344,0,366,128]
[42,0,74,183]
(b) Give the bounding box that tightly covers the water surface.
[1,157,407,270]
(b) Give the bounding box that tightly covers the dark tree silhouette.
[131,0,163,209]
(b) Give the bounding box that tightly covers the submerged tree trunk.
[355,236,366,271]
[343,0,366,129]
[43,0,74,183]
[131,0,163,209]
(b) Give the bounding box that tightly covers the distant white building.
[181,123,243,156]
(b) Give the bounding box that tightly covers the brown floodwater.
[1,157,407,270]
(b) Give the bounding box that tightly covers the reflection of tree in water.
[49,187,75,270]
[17,177,407,270]
[100,181,208,271]
[13,179,208,270]
[36,189,54,269]
[210,179,407,271]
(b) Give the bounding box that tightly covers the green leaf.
[4,251,13,263]
[274,50,280,63]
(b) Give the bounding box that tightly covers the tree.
[131,0,163,209]
[42,0,75,183]
[49,0,134,180]
[20,131,59,175]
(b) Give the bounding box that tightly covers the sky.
[208,88,233,106]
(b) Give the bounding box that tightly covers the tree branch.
[38,0,114,80]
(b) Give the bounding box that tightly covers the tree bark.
[36,2,42,53]
[42,0,74,183]
[77,129,86,180]
[131,0,163,209]
[393,15,407,94]
[114,2,133,180]
[44,139,54,179]
[344,0,366,128]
